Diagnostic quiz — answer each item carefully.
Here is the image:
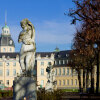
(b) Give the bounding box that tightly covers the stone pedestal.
[45,82,53,92]
[13,76,37,100]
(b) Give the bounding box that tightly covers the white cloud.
[35,21,75,44]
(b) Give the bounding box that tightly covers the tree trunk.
[78,69,82,93]
[96,48,100,94]
[86,69,89,93]
[83,68,86,93]
[91,65,94,93]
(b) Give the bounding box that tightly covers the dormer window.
[63,60,65,64]
[59,60,61,65]
[58,55,61,58]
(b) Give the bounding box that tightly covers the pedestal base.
[13,76,37,100]
[45,82,53,92]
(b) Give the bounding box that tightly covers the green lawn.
[62,89,79,92]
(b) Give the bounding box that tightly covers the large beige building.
[0,24,21,89]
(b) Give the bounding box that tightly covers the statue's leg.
[26,52,33,71]
[26,52,35,76]
[20,54,26,72]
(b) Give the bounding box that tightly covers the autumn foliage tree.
[68,0,100,93]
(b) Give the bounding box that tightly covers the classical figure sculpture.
[13,19,37,100]
[18,18,36,76]
[45,62,57,91]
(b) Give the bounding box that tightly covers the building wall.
[54,67,79,89]
[36,53,54,88]
[0,56,21,87]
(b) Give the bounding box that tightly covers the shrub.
[37,89,64,100]
[0,90,13,98]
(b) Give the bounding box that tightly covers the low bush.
[37,89,64,100]
[0,90,13,98]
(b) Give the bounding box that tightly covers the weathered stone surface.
[13,77,37,100]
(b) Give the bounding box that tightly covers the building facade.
[53,50,79,89]
[0,24,21,89]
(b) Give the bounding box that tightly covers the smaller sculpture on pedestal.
[45,62,57,91]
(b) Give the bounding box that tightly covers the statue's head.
[20,18,32,30]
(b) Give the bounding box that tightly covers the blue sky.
[0,0,76,52]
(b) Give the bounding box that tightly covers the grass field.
[62,89,79,92]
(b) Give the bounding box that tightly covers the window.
[67,60,68,64]
[41,68,44,75]
[63,80,65,86]
[74,69,77,75]
[75,79,77,85]
[10,48,12,51]
[0,62,3,66]
[5,31,6,33]
[67,68,69,75]
[71,79,73,85]
[0,80,3,84]
[63,60,65,64]
[6,80,9,85]
[0,70,3,76]
[41,62,44,66]
[55,69,57,75]
[59,68,61,75]
[71,69,73,75]
[3,48,6,52]
[13,69,16,76]
[59,60,61,65]
[63,68,65,75]
[41,80,44,86]
[13,62,16,66]
[20,69,22,74]
[6,62,9,66]
[67,80,69,85]
[59,80,61,86]
[6,69,9,76]
[55,61,57,65]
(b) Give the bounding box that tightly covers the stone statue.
[45,62,57,91]
[18,18,36,76]
[13,19,37,100]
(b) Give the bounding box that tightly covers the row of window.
[57,79,78,86]
[55,68,77,76]
[40,68,77,76]
[3,30,9,34]
[0,62,16,66]
[0,80,9,85]
[0,69,22,76]
[3,48,12,52]
[54,60,69,65]
[40,62,51,66]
